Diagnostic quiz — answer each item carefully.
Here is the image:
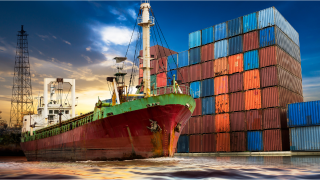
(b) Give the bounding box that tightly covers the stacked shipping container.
[177,6,303,153]
[287,101,320,151]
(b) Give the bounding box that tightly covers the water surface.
[1,156,320,179]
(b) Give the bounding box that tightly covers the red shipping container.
[228,54,244,74]
[139,58,143,65]
[229,73,244,93]
[202,134,216,152]
[139,45,177,60]
[214,76,228,95]
[245,89,261,110]
[156,73,167,87]
[192,98,202,117]
[231,132,247,152]
[262,87,303,108]
[263,108,287,129]
[215,114,230,132]
[263,129,290,151]
[202,115,215,133]
[201,43,214,62]
[215,94,229,114]
[243,31,259,52]
[201,61,214,80]
[189,116,202,134]
[243,69,260,90]
[246,110,263,130]
[158,57,167,73]
[150,59,158,75]
[189,134,202,153]
[230,92,244,112]
[189,64,201,82]
[177,66,190,84]
[260,66,303,95]
[216,133,230,152]
[259,46,302,79]
[214,57,228,76]
[230,112,246,132]
[181,119,189,135]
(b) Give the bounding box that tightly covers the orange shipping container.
[215,114,230,132]
[156,73,167,87]
[214,76,228,95]
[214,57,228,76]
[215,94,229,114]
[216,133,230,152]
[243,69,260,90]
[228,54,243,74]
[245,89,261,110]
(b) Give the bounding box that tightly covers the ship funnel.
[114,57,127,63]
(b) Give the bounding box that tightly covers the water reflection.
[1,156,320,179]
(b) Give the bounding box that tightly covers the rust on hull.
[21,104,192,161]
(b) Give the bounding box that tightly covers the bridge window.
[49,110,53,114]
[54,110,59,114]
[65,110,69,114]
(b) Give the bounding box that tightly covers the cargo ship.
[20,1,195,161]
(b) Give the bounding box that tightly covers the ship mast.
[138,0,154,97]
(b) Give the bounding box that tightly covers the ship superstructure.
[20,1,195,161]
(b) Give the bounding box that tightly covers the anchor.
[147,119,162,132]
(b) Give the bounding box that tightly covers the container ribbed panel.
[189,30,201,49]
[178,50,188,68]
[244,50,259,71]
[245,89,261,110]
[227,17,242,37]
[202,26,214,45]
[214,40,228,59]
[230,92,244,112]
[258,7,275,29]
[215,94,229,114]
[290,126,320,151]
[243,12,257,33]
[230,112,246,132]
[287,101,320,127]
[231,132,247,152]
[215,23,227,41]
[247,131,263,151]
[243,69,260,90]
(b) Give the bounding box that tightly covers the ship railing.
[151,85,192,96]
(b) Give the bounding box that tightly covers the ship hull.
[20,104,191,161]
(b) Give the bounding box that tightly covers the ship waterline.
[21,94,195,161]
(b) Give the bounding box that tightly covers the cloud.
[81,54,93,63]
[117,15,127,21]
[86,46,91,52]
[0,46,6,52]
[0,77,5,82]
[63,40,71,45]
[128,9,137,19]
[38,51,43,55]
[37,34,50,41]
[100,26,136,46]
[52,36,57,39]
[0,95,11,102]
[302,76,320,101]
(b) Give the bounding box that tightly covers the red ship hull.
[20,104,191,161]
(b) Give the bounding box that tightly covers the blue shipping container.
[190,81,201,98]
[167,70,177,86]
[167,54,178,71]
[201,78,214,97]
[247,131,263,151]
[189,30,201,49]
[228,35,243,55]
[178,51,188,68]
[287,101,320,127]
[290,126,320,151]
[202,96,215,115]
[177,135,189,153]
[189,47,201,65]
[259,26,301,62]
[227,17,242,37]
[214,40,228,59]
[258,7,299,47]
[202,26,214,45]
[244,50,259,71]
[243,12,257,33]
[215,23,227,41]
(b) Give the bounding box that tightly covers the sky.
[0,1,320,123]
